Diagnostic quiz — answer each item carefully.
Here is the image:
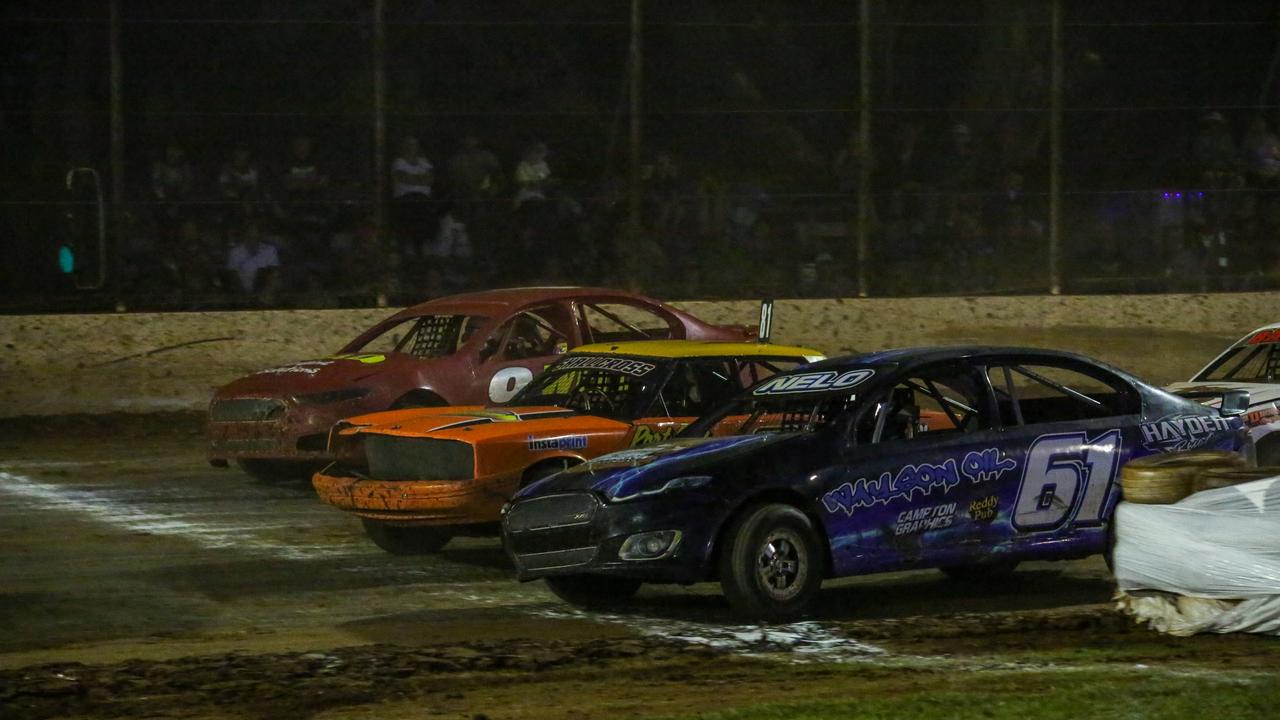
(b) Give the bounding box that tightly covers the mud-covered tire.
[544,575,642,609]
[718,503,824,621]
[236,459,320,483]
[940,560,1020,581]
[361,518,452,555]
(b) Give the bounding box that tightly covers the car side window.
[579,302,678,343]
[483,307,572,362]
[987,362,1139,424]
[650,360,740,418]
[856,364,990,444]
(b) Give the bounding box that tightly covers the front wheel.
[361,518,452,555]
[544,575,642,610]
[719,504,824,620]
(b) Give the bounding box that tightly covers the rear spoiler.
[1170,388,1250,417]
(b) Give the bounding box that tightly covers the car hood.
[518,433,791,500]
[214,352,425,399]
[341,405,594,441]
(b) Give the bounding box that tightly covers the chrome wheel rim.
[755,528,807,601]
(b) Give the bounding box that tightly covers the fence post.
[372,0,387,242]
[628,0,643,245]
[1048,0,1063,295]
[857,0,872,298]
[109,0,124,305]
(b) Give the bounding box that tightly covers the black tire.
[940,560,1020,581]
[544,575,642,610]
[236,459,320,483]
[718,503,825,620]
[361,518,452,555]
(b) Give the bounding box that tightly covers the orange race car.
[313,340,824,553]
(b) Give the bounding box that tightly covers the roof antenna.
[757,299,774,344]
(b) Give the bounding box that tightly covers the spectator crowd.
[116,111,1280,308]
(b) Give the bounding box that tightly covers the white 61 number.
[1012,429,1122,531]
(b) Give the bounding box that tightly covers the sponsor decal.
[894,502,956,535]
[968,494,998,523]
[630,424,684,447]
[555,355,656,377]
[753,368,874,396]
[1246,405,1280,428]
[1248,329,1280,345]
[527,434,588,451]
[1139,413,1234,451]
[328,353,387,364]
[256,360,333,376]
[822,447,1017,518]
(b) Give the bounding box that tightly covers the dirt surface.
[3,433,1279,720]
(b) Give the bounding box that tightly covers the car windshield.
[507,354,671,420]
[350,315,487,359]
[1197,343,1280,383]
[682,390,863,438]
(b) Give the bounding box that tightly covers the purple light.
[1163,192,1170,199]
[1175,192,1182,199]
[1197,192,1204,198]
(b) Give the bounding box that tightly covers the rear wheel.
[718,504,824,620]
[940,560,1020,581]
[544,575,642,609]
[361,518,452,555]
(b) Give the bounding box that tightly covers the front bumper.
[312,468,519,526]
[207,399,344,462]
[502,492,721,584]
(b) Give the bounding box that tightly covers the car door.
[478,303,579,404]
[982,357,1142,556]
[823,360,1012,575]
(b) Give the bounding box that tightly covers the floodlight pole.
[1048,0,1063,295]
[109,0,124,301]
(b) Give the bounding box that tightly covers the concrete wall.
[1,292,1270,417]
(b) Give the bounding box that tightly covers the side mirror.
[1220,389,1250,417]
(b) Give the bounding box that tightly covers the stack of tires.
[1120,450,1276,504]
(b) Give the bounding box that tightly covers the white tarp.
[1112,476,1280,635]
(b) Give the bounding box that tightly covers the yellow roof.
[568,340,825,361]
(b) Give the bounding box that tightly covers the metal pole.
[627,0,643,244]
[372,0,387,240]
[856,0,871,298]
[1048,0,1063,295]
[108,0,124,304]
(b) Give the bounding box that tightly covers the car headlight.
[609,475,714,502]
[294,387,371,405]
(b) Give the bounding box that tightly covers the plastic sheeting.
[1112,475,1280,635]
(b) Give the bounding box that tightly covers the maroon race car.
[208,286,753,479]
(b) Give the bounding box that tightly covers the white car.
[1169,324,1280,464]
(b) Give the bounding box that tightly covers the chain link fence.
[3,1,1280,313]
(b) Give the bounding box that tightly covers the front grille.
[505,493,598,532]
[210,398,286,423]
[364,434,474,481]
[506,493,599,571]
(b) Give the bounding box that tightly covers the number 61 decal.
[1012,429,1122,531]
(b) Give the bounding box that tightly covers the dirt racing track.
[3,296,1280,719]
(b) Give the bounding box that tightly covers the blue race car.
[501,347,1250,619]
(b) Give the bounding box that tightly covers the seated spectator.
[152,142,194,203]
[390,135,435,257]
[448,135,502,201]
[513,142,552,209]
[226,221,281,298]
[275,134,332,238]
[218,146,263,203]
